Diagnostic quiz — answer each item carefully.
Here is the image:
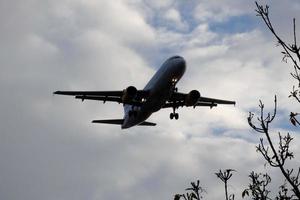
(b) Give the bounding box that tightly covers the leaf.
[291,118,296,126]
[191,182,196,188]
[174,194,181,200]
[242,190,249,198]
[286,152,294,158]
[191,193,197,199]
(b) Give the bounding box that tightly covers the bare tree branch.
[216,169,236,200]
[174,180,206,200]
[248,96,300,198]
[255,1,300,109]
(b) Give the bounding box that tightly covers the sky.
[1,0,300,199]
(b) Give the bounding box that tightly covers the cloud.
[193,0,253,22]
[163,8,188,30]
[1,0,300,200]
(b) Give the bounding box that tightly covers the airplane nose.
[176,57,186,74]
[166,56,186,80]
[173,56,185,65]
[179,57,186,67]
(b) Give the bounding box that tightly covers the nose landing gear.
[170,106,179,120]
[169,79,180,120]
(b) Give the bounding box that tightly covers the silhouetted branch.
[242,171,271,200]
[216,169,236,200]
[290,112,300,126]
[253,2,300,197]
[289,86,300,104]
[255,2,300,70]
[242,172,298,200]
[174,180,205,200]
[248,96,277,134]
[275,182,294,200]
[248,96,300,198]
[255,1,300,126]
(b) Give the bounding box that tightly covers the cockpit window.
[169,55,182,60]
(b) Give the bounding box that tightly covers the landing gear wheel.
[174,113,179,120]
[170,112,179,120]
[170,106,179,120]
[170,113,174,119]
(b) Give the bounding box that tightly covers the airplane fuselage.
[122,56,186,129]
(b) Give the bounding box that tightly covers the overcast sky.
[1,0,300,199]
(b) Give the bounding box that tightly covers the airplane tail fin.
[92,119,156,126]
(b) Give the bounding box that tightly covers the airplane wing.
[165,92,235,108]
[54,91,123,96]
[198,96,236,105]
[53,90,148,106]
[163,101,218,108]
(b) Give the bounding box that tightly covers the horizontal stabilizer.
[92,119,156,126]
[92,119,123,125]
[139,121,156,126]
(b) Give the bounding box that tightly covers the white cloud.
[193,0,252,22]
[1,0,300,200]
[163,8,187,30]
[143,0,174,9]
[164,8,181,23]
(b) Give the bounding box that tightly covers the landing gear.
[170,113,179,120]
[170,107,179,120]
[174,113,179,120]
[169,80,179,120]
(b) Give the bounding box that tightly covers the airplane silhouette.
[54,56,235,129]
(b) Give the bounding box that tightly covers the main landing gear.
[170,107,179,120]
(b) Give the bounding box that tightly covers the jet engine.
[122,86,137,103]
[185,90,200,106]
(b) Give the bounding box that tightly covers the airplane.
[54,56,235,129]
